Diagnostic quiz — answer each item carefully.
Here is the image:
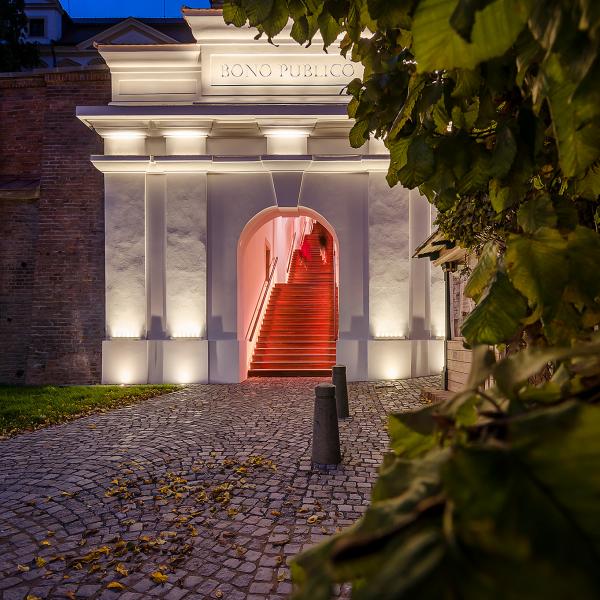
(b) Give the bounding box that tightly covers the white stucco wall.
[368,173,410,339]
[166,173,207,339]
[207,173,277,382]
[105,173,146,339]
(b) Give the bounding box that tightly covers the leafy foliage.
[222,0,600,596]
[0,0,40,72]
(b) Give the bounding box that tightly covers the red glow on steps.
[249,223,337,377]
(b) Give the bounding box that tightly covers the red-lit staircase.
[249,223,337,376]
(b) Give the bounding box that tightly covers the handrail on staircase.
[333,247,338,340]
[299,217,312,249]
[247,256,279,342]
[286,231,297,274]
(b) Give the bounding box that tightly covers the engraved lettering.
[342,64,355,77]
[259,64,272,77]
[230,64,244,77]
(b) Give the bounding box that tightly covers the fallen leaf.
[40,539,51,547]
[150,571,168,584]
[17,564,30,572]
[26,595,42,600]
[115,563,129,576]
[307,515,319,524]
[66,592,76,600]
[35,557,46,568]
[270,510,281,517]
[215,591,224,598]
[60,491,75,498]
[107,581,125,590]
[297,507,308,513]
[46,530,55,537]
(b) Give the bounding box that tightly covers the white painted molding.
[90,154,391,174]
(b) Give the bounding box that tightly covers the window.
[29,18,45,37]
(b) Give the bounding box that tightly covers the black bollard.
[312,383,341,465]
[332,364,350,419]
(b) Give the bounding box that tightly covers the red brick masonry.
[0,68,110,384]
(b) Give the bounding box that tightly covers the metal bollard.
[332,364,350,419]
[311,383,341,465]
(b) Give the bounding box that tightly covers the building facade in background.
[0,7,445,385]
[23,0,194,68]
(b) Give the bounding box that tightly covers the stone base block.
[367,339,444,381]
[102,339,208,384]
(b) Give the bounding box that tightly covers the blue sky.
[61,1,211,19]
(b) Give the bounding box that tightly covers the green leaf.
[260,0,290,38]
[389,75,426,138]
[517,194,557,233]
[388,413,437,458]
[543,54,600,177]
[492,343,600,398]
[574,162,600,200]
[413,0,531,72]
[511,402,600,556]
[489,179,518,213]
[566,225,600,305]
[349,119,369,148]
[451,68,483,99]
[318,11,341,48]
[290,16,310,44]
[505,228,568,315]
[489,123,517,178]
[223,1,247,27]
[461,271,528,345]
[398,136,436,188]
[241,0,273,27]
[450,0,496,41]
[464,241,498,302]
[386,136,411,186]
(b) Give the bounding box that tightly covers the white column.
[409,190,434,377]
[408,190,432,339]
[145,174,167,340]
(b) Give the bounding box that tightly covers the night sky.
[62,0,211,18]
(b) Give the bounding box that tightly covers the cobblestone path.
[0,376,438,600]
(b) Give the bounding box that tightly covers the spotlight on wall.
[163,129,208,139]
[263,128,311,138]
[102,130,146,140]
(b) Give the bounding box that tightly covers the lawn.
[0,384,181,437]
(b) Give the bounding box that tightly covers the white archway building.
[77,8,445,384]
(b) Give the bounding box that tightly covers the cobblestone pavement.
[0,376,439,600]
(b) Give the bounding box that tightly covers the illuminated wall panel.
[368,173,410,339]
[105,173,146,339]
[166,173,207,339]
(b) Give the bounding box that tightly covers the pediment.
[76,17,179,50]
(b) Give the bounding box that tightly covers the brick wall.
[0,68,110,384]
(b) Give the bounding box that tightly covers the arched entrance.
[238,207,339,377]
